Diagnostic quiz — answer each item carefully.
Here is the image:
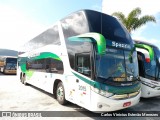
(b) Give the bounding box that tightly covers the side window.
[28,58,64,74]
[138,51,157,80]
[76,53,91,77]
[158,65,160,81]
[47,25,61,45]
[137,52,145,77]
[61,12,89,39]
[48,59,64,74]
[23,25,61,52]
[28,59,45,71]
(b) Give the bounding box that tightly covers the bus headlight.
[91,86,113,97]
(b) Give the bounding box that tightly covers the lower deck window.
[27,58,64,74]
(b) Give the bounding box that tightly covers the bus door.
[75,53,91,107]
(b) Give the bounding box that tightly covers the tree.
[112,7,156,33]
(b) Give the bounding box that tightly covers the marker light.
[145,58,150,63]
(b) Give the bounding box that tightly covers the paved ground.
[0,74,160,120]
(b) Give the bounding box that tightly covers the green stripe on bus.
[20,63,34,79]
[72,71,140,94]
[33,52,61,61]
[26,70,34,79]
[20,52,61,79]
[21,64,27,73]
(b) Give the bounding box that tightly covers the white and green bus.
[135,40,160,98]
[18,10,141,112]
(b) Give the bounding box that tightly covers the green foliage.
[112,7,156,33]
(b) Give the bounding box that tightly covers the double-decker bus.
[135,40,160,98]
[0,56,17,74]
[18,10,141,112]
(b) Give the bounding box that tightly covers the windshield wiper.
[97,76,113,83]
[97,76,125,83]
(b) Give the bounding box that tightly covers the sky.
[0,0,102,50]
[0,0,159,51]
[102,0,160,47]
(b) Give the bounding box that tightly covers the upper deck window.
[61,12,89,40]
[22,25,61,52]
[85,11,133,45]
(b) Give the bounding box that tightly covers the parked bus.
[0,57,5,67]
[135,40,160,98]
[0,56,17,74]
[18,10,141,112]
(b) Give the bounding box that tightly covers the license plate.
[123,102,131,107]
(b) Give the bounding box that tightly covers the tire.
[3,69,6,74]
[56,82,67,105]
[22,74,27,85]
[21,74,25,84]
[20,73,23,83]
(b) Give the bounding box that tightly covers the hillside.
[0,49,18,57]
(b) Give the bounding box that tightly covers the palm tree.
[112,7,156,33]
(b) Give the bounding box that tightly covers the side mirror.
[68,32,106,55]
[135,44,154,62]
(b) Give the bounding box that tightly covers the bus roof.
[61,9,133,44]
[134,39,158,49]
[20,9,133,53]
[0,56,17,59]
[60,9,114,20]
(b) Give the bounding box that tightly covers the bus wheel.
[3,70,6,74]
[21,74,25,84]
[22,74,27,85]
[56,82,67,105]
[20,73,23,83]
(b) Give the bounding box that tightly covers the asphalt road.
[0,74,160,120]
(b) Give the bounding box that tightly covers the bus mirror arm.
[68,33,106,55]
[135,44,154,62]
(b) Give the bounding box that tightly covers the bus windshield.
[138,46,160,81]
[96,48,138,83]
[6,58,17,63]
[153,47,160,63]
[86,10,133,45]
[154,47,160,80]
[5,58,17,70]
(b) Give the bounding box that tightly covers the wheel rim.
[57,86,64,101]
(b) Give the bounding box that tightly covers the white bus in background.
[17,10,141,112]
[0,56,17,74]
[135,40,160,98]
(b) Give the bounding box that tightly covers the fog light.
[97,104,103,108]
